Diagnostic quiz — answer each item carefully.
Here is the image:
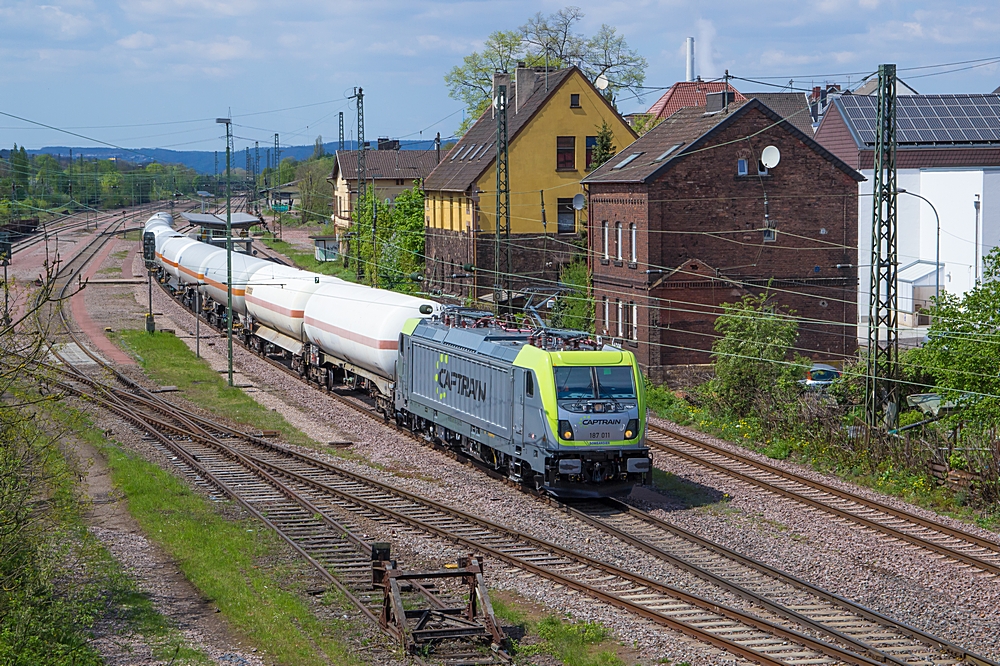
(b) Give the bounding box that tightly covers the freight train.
[145,212,650,497]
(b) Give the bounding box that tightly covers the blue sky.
[1,0,999,152]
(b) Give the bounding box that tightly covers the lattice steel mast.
[339,111,345,153]
[353,88,366,281]
[866,64,899,430]
[493,83,511,314]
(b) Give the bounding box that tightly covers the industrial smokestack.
[685,37,695,82]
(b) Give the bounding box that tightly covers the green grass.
[260,234,357,281]
[113,330,321,450]
[47,403,369,666]
[1,394,209,666]
[492,596,624,666]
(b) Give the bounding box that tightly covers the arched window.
[629,223,637,264]
[601,221,608,259]
[615,222,622,261]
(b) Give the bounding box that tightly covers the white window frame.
[602,297,609,332]
[629,223,637,263]
[602,221,608,259]
[616,300,623,337]
[631,302,638,341]
[737,158,749,176]
[615,222,622,261]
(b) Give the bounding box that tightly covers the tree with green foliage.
[445,30,526,135]
[445,7,647,134]
[709,291,804,420]
[590,120,616,170]
[907,247,1000,432]
[548,260,593,332]
[295,156,335,224]
[312,135,325,159]
[351,182,426,293]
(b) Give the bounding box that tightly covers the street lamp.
[896,189,940,304]
[216,117,234,387]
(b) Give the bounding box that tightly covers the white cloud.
[116,31,155,49]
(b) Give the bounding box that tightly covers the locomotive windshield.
[555,366,636,400]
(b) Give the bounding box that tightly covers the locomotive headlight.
[624,419,639,440]
[558,420,574,441]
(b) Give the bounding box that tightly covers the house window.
[556,198,575,234]
[629,223,637,264]
[616,300,623,337]
[763,221,777,242]
[615,222,622,261]
[737,158,749,176]
[556,136,576,170]
[757,160,768,176]
[618,301,638,340]
[585,136,597,169]
[630,302,638,341]
[570,93,581,108]
[602,297,609,332]
[601,221,608,259]
[396,178,405,186]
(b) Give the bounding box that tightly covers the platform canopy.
[182,212,260,230]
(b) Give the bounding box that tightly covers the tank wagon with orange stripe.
[145,213,650,497]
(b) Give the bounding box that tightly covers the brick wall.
[425,227,584,300]
[590,106,859,378]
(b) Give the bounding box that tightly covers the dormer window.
[570,94,581,108]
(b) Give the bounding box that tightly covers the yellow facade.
[425,69,636,235]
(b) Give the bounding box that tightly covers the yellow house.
[423,65,636,301]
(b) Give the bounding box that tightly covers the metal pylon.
[866,64,899,430]
[494,83,511,314]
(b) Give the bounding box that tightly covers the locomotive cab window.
[554,366,636,400]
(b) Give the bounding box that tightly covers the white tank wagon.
[244,264,343,361]
[201,251,271,317]
[302,282,440,398]
[158,236,201,281]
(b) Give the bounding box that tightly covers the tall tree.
[312,135,325,159]
[444,8,646,134]
[444,30,524,135]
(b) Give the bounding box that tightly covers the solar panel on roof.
[840,94,1000,145]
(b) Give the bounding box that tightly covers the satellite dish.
[761,145,781,169]
[595,74,610,91]
[572,193,586,210]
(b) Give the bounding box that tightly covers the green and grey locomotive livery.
[395,310,650,497]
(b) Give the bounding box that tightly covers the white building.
[815,92,1000,344]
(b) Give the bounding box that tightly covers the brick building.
[582,98,863,380]
[422,66,635,302]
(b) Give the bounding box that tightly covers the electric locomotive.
[396,309,651,497]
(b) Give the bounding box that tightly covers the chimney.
[492,71,511,118]
[685,37,695,82]
[515,63,537,113]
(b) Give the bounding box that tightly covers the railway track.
[32,221,998,665]
[141,269,1000,665]
[29,220,512,665]
[645,423,1000,578]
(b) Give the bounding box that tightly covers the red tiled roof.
[646,81,746,121]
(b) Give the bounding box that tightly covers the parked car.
[799,363,840,391]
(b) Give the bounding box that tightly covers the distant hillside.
[27,139,439,174]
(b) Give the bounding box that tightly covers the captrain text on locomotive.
[145,212,650,497]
